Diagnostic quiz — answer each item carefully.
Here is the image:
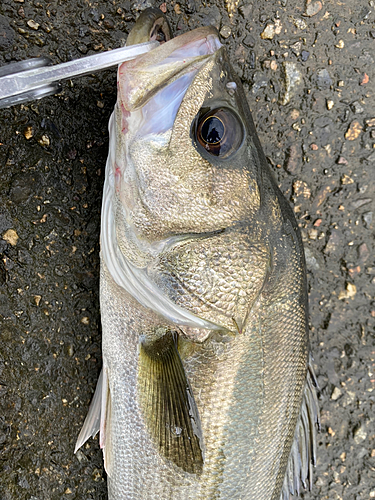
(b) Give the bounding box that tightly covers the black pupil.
[201,117,224,144]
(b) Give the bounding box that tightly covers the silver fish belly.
[76,9,319,500]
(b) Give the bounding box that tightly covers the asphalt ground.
[0,0,374,499]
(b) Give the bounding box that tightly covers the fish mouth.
[118,27,222,135]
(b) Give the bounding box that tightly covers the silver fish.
[75,9,319,500]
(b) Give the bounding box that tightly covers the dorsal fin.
[280,355,320,499]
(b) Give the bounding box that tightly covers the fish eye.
[194,107,244,159]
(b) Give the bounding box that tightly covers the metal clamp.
[0,41,158,109]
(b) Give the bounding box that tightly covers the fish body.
[76,10,319,500]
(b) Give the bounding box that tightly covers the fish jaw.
[118,26,222,113]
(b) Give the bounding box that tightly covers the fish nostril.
[149,19,172,43]
[126,8,173,46]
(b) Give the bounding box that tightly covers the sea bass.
[76,9,319,500]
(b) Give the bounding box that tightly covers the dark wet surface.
[0,0,374,499]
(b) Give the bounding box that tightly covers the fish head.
[113,26,263,250]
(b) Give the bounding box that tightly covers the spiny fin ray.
[280,355,320,499]
[74,369,104,454]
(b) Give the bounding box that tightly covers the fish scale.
[75,8,319,500]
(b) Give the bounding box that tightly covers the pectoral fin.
[138,329,204,474]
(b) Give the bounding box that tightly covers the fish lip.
[118,27,222,112]
[131,25,222,67]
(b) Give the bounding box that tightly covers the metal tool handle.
[0,41,158,108]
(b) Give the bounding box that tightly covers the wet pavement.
[0,0,374,499]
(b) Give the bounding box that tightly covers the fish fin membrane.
[280,355,320,500]
[74,369,104,453]
[74,368,113,475]
[138,330,204,474]
[102,374,113,477]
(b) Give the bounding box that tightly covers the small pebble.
[242,34,255,48]
[103,19,114,29]
[260,20,282,40]
[335,39,344,48]
[38,135,50,147]
[360,73,369,85]
[341,174,353,185]
[27,19,39,30]
[304,0,323,17]
[350,101,364,114]
[290,41,302,56]
[327,99,334,110]
[235,44,246,64]
[92,468,102,481]
[304,248,320,270]
[3,229,19,246]
[23,125,33,139]
[331,387,342,400]
[293,180,311,199]
[316,68,332,89]
[290,109,300,120]
[226,0,240,17]
[351,198,371,209]
[337,156,348,164]
[338,283,356,300]
[270,60,278,71]
[353,425,367,444]
[220,25,231,39]
[358,242,369,263]
[280,62,302,105]
[283,144,299,175]
[293,18,307,29]
[347,266,360,278]
[77,44,88,54]
[345,120,362,140]
[75,450,86,463]
[362,211,373,228]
